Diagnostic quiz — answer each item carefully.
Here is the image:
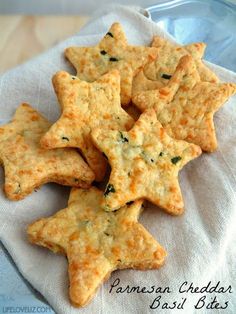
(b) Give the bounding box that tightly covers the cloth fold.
[0,4,235,314]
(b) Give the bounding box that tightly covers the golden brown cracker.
[65,22,158,105]
[0,103,94,200]
[92,109,201,215]
[27,187,166,307]
[133,55,236,152]
[143,36,218,84]
[132,55,198,112]
[41,70,134,181]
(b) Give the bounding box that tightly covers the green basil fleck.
[119,131,128,143]
[141,151,154,164]
[80,220,90,227]
[109,57,118,62]
[100,50,107,55]
[171,156,182,165]
[62,136,69,141]
[161,74,172,80]
[104,184,115,196]
[159,152,163,157]
[106,32,114,37]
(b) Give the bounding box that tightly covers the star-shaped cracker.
[143,36,218,85]
[132,55,236,152]
[27,187,166,307]
[0,103,94,200]
[65,22,158,105]
[92,109,201,215]
[40,70,134,181]
[132,54,198,106]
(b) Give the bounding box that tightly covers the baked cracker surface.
[40,70,134,181]
[92,109,201,215]
[0,103,94,200]
[132,55,236,152]
[143,36,219,84]
[65,22,158,105]
[27,187,166,307]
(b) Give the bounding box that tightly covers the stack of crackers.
[0,23,235,308]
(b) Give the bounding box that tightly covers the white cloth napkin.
[0,4,236,314]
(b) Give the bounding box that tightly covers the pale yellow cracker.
[27,187,166,307]
[65,22,158,105]
[0,103,94,200]
[143,36,219,84]
[133,55,236,152]
[41,70,134,181]
[92,109,201,215]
